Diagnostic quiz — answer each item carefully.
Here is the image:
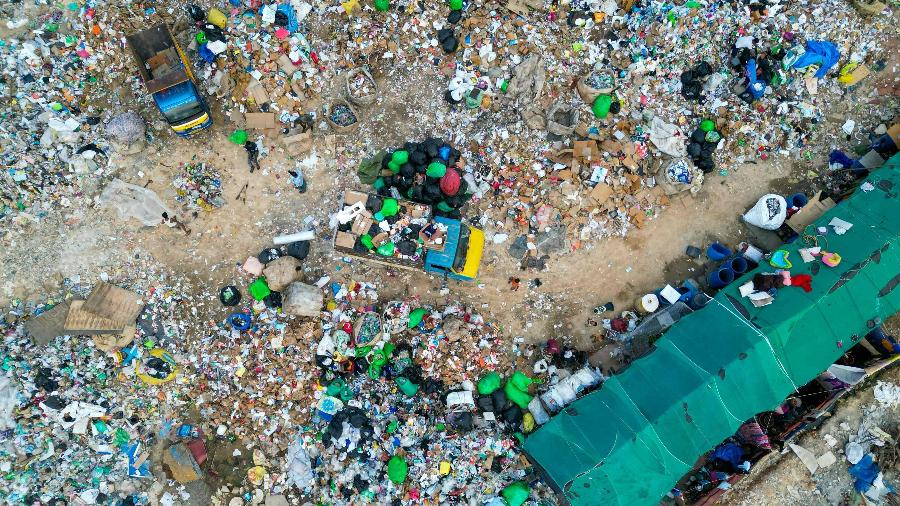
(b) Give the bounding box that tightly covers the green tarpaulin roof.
[524,157,900,506]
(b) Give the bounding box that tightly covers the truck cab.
[126,24,212,137]
[423,216,484,281]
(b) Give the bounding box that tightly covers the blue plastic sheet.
[791,41,840,79]
[277,4,299,33]
[198,43,215,63]
[746,59,767,99]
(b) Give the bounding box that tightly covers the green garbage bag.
[436,201,453,212]
[376,242,395,257]
[407,308,427,328]
[229,130,248,145]
[326,378,346,397]
[395,376,418,396]
[426,162,447,178]
[509,371,532,391]
[391,150,409,165]
[592,94,612,119]
[195,31,207,44]
[373,177,385,190]
[504,372,533,409]
[449,0,463,10]
[387,456,408,484]
[477,372,501,395]
[358,153,385,184]
[374,0,390,10]
[700,119,715,132]
[380,198,399,217]
[248,278,271,301]
[501,481,530,506]
[387,160,400,174]
[360,234,374,250]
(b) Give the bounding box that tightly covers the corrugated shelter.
[524,158,900,506]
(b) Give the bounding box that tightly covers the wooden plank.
[25,299,76,345]
[81,283,144,328]
[64,300,125,335]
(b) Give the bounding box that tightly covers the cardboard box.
[786,191,836,233]
[344,190,368,207]
[245,112,276,130]
[589,183,613,205]
[335,231,356,249]
[146,52,171,70]
[351,213,373,235]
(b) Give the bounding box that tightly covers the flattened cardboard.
[786,191,836,233]
[245,112,276,130]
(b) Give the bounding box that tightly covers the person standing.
[288,169,307,193]
[245,141,260,173]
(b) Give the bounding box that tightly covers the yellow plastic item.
[456,225,485,280]
[439,461,451,475]
[837,63,870,86]
[207,8,228,29]
[135,348,178,385]
[523,412,536,433]
[247,466,266,485]
[342,0,359,14]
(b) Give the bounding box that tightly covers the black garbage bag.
[691,129,706,143]
[258,247,281,264]
[478,395,495,412]
[348,409,368,428]
[35,368,58,392]
[399,163,415,178]
[397,240,418,256]
[285,240,310,260]
[219,285,241,306]
[441,36,459,54]
[437,28,454,43]
[365,196,383,213]
[447,411,474,432]
[187,4,205,22]
[263,291,282,308]
[502,404,523,424]
[421,378,445,396]
[353,237,369,253]
[445,89,461,104]
[491,389,508,412]
[202,24,225,43]
[353,356,369,374]
[424,139,439,158]
[409,185,425,202]
[410,150,427,165]
[381,155,391,169]
[274,11,289,27]
[698,159,715,173]
[687,142,702,158]
[448,9,462,23]
[696,61,713,76]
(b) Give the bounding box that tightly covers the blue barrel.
[729,256,749,275]
[707,242,732,261]
[707,266,735,289]
[677,280,699,303]
[789,193,808,208]
[689,292,711,310]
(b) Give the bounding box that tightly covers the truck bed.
[332,191,431,271]
[126,24,191,94]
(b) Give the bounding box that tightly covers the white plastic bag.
[742,194,787,230]
[527,397,550,425]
